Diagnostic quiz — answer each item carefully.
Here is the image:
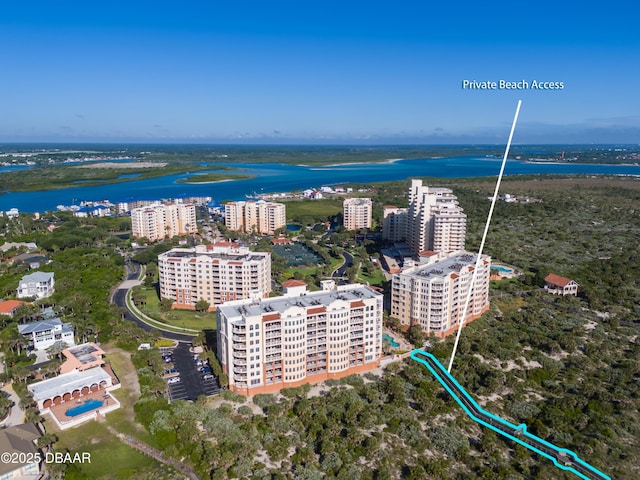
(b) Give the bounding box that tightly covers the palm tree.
[46,341,68,362]
[0,391,12,420]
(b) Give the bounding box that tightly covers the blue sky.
[1,1,638,144]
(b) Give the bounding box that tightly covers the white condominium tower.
[343,197,372,230]
[131,202,197,241]
[158,243,271,310]
[407,180,466,255]
[224,200,286,235]
[391,251,490,337]
[217,283,383,395]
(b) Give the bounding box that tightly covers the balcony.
[233,343,247,350]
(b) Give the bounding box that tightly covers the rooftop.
[0,299,26,315]
[0,424,42,476]
[219,284,381,319]
[28,367,112,402]
[19,271,54,283]
[544,273,576,287]
[18,318,72,335]
[400,251,490,279]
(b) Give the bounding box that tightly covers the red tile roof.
[544,273,574,287]
[0,300,26,315]
[282,279,307,288]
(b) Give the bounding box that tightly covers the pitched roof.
[19,271,54,283]
[0,423,41,475]
[544,273,575,287]
[0,300,26,315]
[282,279,307,288]
[18,318,64,334]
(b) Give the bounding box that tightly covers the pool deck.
[490,263,519,279]
[46,389,120,430]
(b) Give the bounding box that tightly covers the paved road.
[0,382,25,427]
[111,261,196,343]
[333,250,354,278]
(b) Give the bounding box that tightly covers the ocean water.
[1,156,638,212]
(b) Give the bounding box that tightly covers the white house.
[17,271,55,299]
[18,318,75,351]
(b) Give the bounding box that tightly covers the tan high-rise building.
[391,251,490,337]
[382,206,408,242]
[224,200,286,234]
[407,180,466,255]
[131,202,197,241]
[158,243,271,310]
[343,197,372,230]
[217,283,383,395]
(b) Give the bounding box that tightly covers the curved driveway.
[112,261,196,343]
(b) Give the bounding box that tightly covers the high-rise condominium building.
[158,243,271,311]
[224,200,286,235]
[343,198,372,230]
[382,206,408,242]
[131,202,197,241]
[407,180,466,255]
[217,283,383,395]
[391,251,490,337]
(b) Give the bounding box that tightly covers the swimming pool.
[492,266,513,273]
[65,399,103,417]
[382,333,400,348]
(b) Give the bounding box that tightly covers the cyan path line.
[411,350,610,480]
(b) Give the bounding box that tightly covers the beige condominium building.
[407,180,466,255]
[343,197,372,230]
[391,251,491,337]
[382,205,408,242]
[217,283,383,395]
[131,202,197,241]
[224,200,286,234]
[158,243,271,311]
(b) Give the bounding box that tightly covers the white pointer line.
[447,99,522,373]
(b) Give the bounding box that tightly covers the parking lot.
[164,343,221,402]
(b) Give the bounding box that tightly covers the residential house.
[544,273,579,296]
[0,423,44,479]
[18,318,75,351]
[17,272,55,299]
[0,299,27,316]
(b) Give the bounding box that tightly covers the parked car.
[200,366,213,374]
[202,374,215,380]
[167,376,181,384]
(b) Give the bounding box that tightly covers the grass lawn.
[138,286,217,331]
[282,198,344,222]
[357,266,386,286]
[44,346,167,478]
[56,423,157,479]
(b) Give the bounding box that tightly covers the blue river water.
[1,156,638,212]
